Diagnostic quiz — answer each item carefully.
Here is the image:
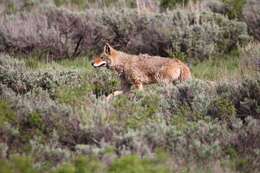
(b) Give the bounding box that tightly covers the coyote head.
[92,43,118,68]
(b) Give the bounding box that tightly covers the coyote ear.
[104,43,112,55]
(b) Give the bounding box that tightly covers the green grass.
[0,154,232,173]
[191,53,240,81]
[24,56,41,69]
[23,52,244,82]
[24,53,242,83]
[56,56,91,69]
[24,56,91,70]
[56,83,92,106]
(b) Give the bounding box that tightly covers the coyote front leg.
[134,82,143,91]
[106,78,131,100]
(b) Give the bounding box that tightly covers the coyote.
[92,44,191,96]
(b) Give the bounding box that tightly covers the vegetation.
[0,6,250,61]
[0,42,259,172]
[0,0,259,172]
[243,0,260,41]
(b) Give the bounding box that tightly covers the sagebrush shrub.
[240,43,260,72]
[216,79,260,120]
[222,0,246,19]
[0,100,16,128]
[0,7,250,61]
[207,97,236,122]
[0,55,260,172]
[231,117,260,172]
[159,0,201,10]
[234,79,260,120]
[242,0,260,41]
[0,54,82,96]
[201,0,230,15]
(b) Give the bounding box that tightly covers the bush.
[0,56,85,150]
[222,0,246,19]
[0,54,82,97]
[207,97,236,122]
[159,0,201,10]
[0,7,250,61]
[242,0,260,41]
[240,42,260,72]
[159,0,189,10]
[201,0,230,15]
[0,55,259,172]
[234,79,260,120]
[216,78,260,120]
[231,117,260,172]
[0,100,16,128]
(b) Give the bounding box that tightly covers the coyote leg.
[106,79,131,101]
[158,66,181,84]
[135,82,143,91]
[106,90,123,101]
[121,79,132,93]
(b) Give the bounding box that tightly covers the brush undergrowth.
[0,6,250,61]
[0,1,259,172]
[0,42,259,172]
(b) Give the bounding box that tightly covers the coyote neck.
[110,52,129,75]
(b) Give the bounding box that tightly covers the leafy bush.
[200,0,230,15]
[0,55,260,172]
[0,7,250,61]
[0,54,82,97]
[221,0,246,19]
[0,100,16,128]
[0,55,85,150]
[159,0,189,10]
[207,97,236,122]
[230,117,260,172]
[159,0,201,10]
[242,0,260,41]
[0,0,42,14]
[217,78,260,120]
[240,42,260,72]
[233,79,260,120]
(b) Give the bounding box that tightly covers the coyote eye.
[100,55,106,60]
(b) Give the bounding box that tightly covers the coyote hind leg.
[133,80,143,91]
[157,66,181,85]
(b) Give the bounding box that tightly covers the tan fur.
[92,44,191,94]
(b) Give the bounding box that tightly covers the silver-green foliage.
[0,7,250,61]
[0,55,260,172]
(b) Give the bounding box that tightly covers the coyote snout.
[92,43,191,98]
[91,57,107,68]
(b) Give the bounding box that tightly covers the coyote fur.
[92,44,191,96]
